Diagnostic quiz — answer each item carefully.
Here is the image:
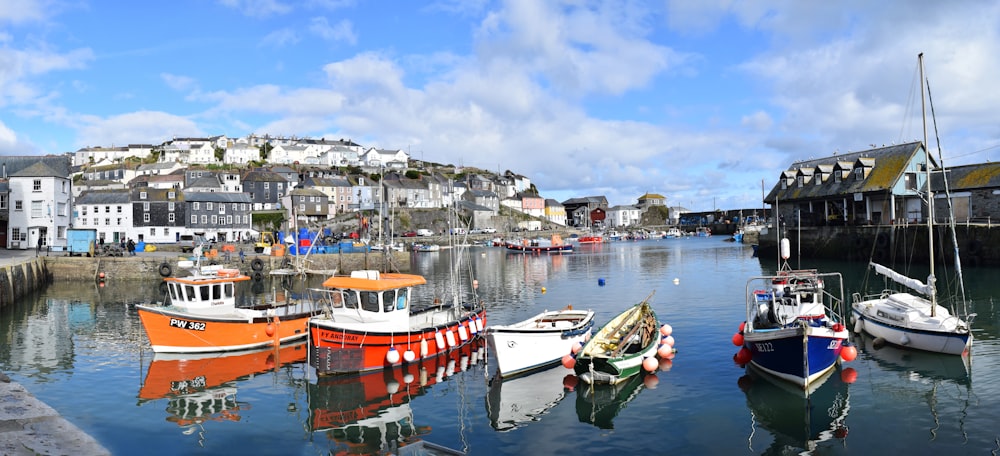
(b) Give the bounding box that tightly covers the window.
[105,206,111,213]
[264,182,270,190]
[168,191,175,199]
[207,202,213,211]
[226,215,232,224]
[117,218,121,226]
[117,206,122,213]
[31,201,43,217]
[201,215,207,224]
[12,228,20,242]
[211,215,218,224]
[835,173,843,183]
[797,176,804,188]
[815,175,822,186]
[219,205,225,214]
[360,291,380,312]
[904,172,917,191]
[855,168,864,180]
[143,213,150,222]
[33,179,41,191]
[105,218,110,226]
[140,191,147,199]
[143,202,150,211]
[191,215,197,224]
[299,203,306,212]
[193,202,201,210]
[168,213,175,223]
[168,202,175,211]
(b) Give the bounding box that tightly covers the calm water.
[2,237,1000,455]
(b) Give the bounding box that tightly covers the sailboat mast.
[920,52,938,313]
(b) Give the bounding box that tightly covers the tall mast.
[920,52,937,313]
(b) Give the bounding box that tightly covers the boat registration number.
[170,318,207,331]
[754,342,774,353]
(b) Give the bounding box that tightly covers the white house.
[74,190,134,245]
[7,162,73,250]
[224,143,261,165]
[607,205,642,228]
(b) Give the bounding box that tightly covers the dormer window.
[168,191,175,199]
[854,168,864,180]
[140,191,147,200]
[835,173,843,183]
[797,176,804,188]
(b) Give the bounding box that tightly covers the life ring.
[251,258,265,271]
[252,271,264,281]
[158,262,172,277]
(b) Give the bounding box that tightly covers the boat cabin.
[318,270,426,326]
[752,272,827,328]
[165,269,249,316]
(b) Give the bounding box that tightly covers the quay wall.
[756,224,997,266]
[0,258,50,308]
[41,251,411,282]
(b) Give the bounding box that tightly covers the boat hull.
[136,304,313,353]
[574,302,659,385]
[744,325,846,388]
[504,243,573,253]
[487,309,595,378]
[309,308,487,374]
[851,306,971,355]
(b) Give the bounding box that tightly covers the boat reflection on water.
[138,342,308,435]
[485,365,575,432]
[306,339,485,455]
[856,331,971,439]
[575,372,648,429]
[738,364,850,455]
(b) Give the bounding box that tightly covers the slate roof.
[764,141,929,203]
[76,190,131,205]
[932,162,1000,191]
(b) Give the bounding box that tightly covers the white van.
[416,229,434,237]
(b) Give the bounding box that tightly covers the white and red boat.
[308,270,487,375]
[136,262,321,353]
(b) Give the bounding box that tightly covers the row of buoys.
[384,316,486,365]
[560,322,677,387]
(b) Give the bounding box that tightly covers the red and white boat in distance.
[308,270,487,375]
[136,261,322,353]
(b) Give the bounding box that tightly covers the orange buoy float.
[663,335,675,347]
[840,344,858,362]
[734,347,752,365]
[642,356,658,372]
[561,354,576,369]
[657,344,673,358]
[265,323,275,337]
[659,323,673,337]
[739,321,746,333]
[98,271,106,279]
[732,332,744,346]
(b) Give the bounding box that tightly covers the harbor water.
[1,237,999,455]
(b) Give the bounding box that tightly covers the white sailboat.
[851,53,974,355]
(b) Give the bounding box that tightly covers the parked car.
[416,229,434,237]
[401,231,417,237]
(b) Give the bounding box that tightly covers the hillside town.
[0,135,682,251]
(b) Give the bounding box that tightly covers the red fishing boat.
[308,270,487,375]
[137,262,322,353]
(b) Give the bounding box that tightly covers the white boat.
[664,228,683,238]
[851,53,974,356]
[486,307,595,378]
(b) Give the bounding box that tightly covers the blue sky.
[3,1,1000,211]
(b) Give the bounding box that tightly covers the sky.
[3,0,1000,211]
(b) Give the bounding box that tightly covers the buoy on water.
[840,344,857,362]
[598,278,606,286]
[662,335,675,347]
[732,332,744,346]
[659,323,673,337]
[642,356,658,372]
[657,344,673,358]
[734,347,752,365]
[673,278,680,285]
[561,354,576,369]
[541,287,547,293]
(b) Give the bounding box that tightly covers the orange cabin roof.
[322,273,427,291]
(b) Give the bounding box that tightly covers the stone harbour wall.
[0,258,50,308]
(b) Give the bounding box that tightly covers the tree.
[258,143,273,160]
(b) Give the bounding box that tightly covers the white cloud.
[161,73,198,92]
[0,0,50,23]
[309,17,357,45]
[217,0,292,17]
[260,28,300,48]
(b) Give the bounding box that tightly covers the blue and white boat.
[737,240,852,389]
